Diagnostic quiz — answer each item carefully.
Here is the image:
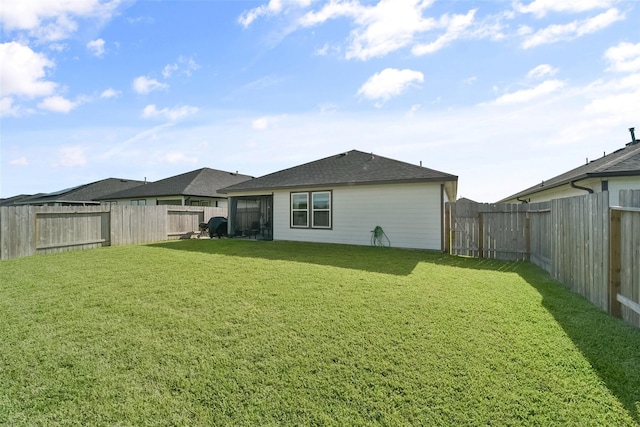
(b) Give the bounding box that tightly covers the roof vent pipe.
[630,127,636,144]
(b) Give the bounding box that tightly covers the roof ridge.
[590,143,640,173]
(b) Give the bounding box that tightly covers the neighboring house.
[96,168,253,207]
[0,194,45,207]
[499,132,640,206]
[4,178,147,206]
[220,150,458,250]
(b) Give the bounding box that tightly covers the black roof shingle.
[11,178,147,205]
[500,140,640,202]
[221,149,457,193]
[96,168,253,200]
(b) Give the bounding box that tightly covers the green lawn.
[1,240,639,426]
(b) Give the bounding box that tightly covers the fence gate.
[447,200,543,261]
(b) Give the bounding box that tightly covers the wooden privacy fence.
[0,205,226,261]
[446,190,640,328]
[610,190,640,328]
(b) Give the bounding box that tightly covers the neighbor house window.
[291,191,331,229]
[132,200,146,206]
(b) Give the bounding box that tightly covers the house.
[499,129,640,205]
[96,168,253,207]
[0,194,45,207]
[220,150,458,250]
[5,178,147,206]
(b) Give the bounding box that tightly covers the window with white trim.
[291,193,309,227]
[291,191,331,229]
[311,191,331,228]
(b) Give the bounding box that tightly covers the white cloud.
[517,25,533,36]
[515,0,614,18]
[161,56,200,78]
[406,104,421,118]
[240,0,501,60]
[463,76,477,85]
[48,43,67,52]
[522,8,624,49]
[0,42,57,98]
[252,117,270,130]
[486,79,565,106]
[100,88,121,98]
[583,74,640,115]
[299,0,439,60]
[56,146,87,167]
[142,104,199,121]
[605,42,640,73]
[527,64,558,80]
[238,0,314,28]
[412,9,476,56]
[357,68,424,105]
[132,76,168,94]
[162,64,178,79]
[251,115,286,130]
[87,38,105,57]
[0,97,20,117]
[37,95,80,113]
[157,151,198,164]
[0,0,122,42]
[10,156,29,166]
[313,43,342,56]
[318,103,338,114]
[345,0,437,60]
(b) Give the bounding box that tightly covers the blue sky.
[1,0,639,202]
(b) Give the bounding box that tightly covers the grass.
[1,239,639,426]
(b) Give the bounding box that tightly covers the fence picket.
[0,205,226,260]
[446,191,637,328]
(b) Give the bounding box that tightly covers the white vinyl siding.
[272,183,443,250]
[608,177,640,206]
[502,176,640,205]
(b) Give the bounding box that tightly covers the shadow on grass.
[150,239,640,422]
[148,239,430,276]
[431,256,640,424]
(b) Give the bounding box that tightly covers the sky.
[1,0,639,202]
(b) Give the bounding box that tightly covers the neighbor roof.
[14,178,147,205]
[96,168,253,200]
[0,193,46,207]
[220,150,457,193]
[499,140,640,202]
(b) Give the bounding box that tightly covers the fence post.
[525,215,531,262]
[478,211,484,259]
[444,203,452,254]
[608,208,622,318]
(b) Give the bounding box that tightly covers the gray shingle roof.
[13,178,147,205]
[0,193,46,206]
[220,150,457,193]
[500,140,640,202]
[96,168,253,200]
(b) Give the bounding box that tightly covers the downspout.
[570,180,594,194]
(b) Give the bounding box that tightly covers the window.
[132,199,146,206]
[291,191,331,229]
[312,192,331,228]
[291,193,309,227]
